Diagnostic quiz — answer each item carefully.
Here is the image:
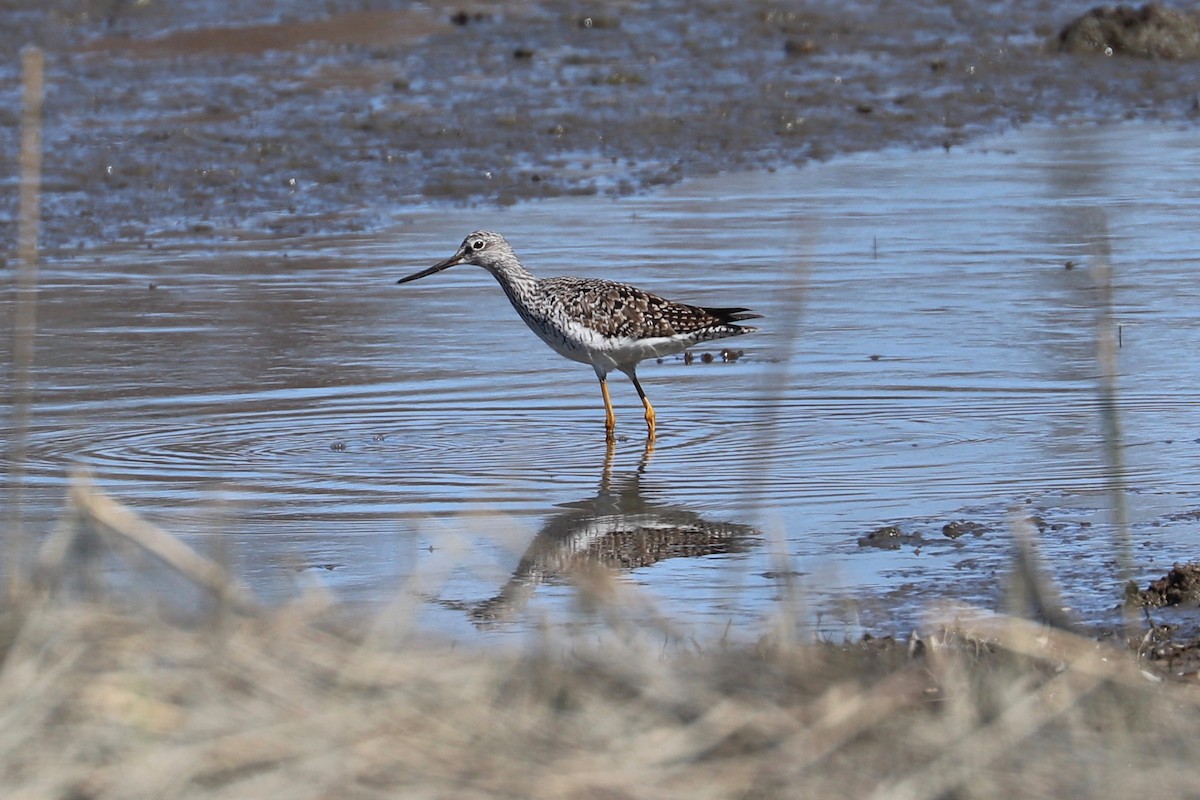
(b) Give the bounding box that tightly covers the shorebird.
[396,230,759,440]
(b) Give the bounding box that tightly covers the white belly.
[530,315,692,374]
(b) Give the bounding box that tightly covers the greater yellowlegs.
[396,230,759,440]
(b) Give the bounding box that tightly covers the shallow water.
[6,121,1200,639]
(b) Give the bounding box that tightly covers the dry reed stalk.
[1087,222,1136,620]
[6,46,45,600]
[2,561,1199,799]
[73,475,257,611]
[866,602,1166,800]
[869,664,1106,800]
[1004,511,1073,629]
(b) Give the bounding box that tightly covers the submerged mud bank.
[1,0,1198,250]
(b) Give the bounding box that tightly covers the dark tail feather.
[704,306,762,324]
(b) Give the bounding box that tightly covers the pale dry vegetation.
[1,477,1199,800]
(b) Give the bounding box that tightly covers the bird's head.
[397,230,515,284]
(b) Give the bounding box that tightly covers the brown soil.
[1059,3,1200,58]
[2,0,1198,251]
[1133,562,1200,608]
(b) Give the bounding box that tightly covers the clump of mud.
[858,525,923,550]
[1131,562,1200,607]
[942,519,989,539]
[1059,3,1200,59]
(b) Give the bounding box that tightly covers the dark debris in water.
[450,10,491,27]
[857,525,923,551]
[942,520,989,540]
[667,349,747,366]
[761,570,805,580]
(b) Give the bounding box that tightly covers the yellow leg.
[599,377,617,440]
[627,371,656,441]
[641,396,656,440]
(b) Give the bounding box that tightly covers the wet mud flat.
[2,0,1199,249]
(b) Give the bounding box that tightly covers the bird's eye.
[472,240,484,250]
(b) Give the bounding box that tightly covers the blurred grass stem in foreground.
[1086,220,1134,613]
[6,46,44,600]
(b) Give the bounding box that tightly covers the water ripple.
[7,122,1200,633]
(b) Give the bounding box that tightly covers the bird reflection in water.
[448,441,759,626]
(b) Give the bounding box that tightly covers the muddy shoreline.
[2,0,1198,251]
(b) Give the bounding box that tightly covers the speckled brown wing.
[541,277,759,339]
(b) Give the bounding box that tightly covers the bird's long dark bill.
[396,254,463,284]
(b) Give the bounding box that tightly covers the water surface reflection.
[441,442,759,626]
